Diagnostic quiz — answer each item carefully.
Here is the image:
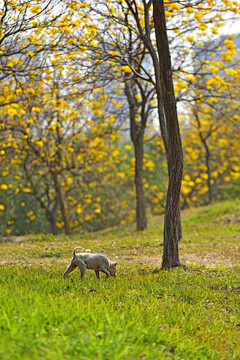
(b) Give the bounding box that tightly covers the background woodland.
[0,0,240,236]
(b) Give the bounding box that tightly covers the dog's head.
[109,261,117,277]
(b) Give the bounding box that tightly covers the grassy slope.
[0,200,240,359]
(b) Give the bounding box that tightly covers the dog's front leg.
[63,262,77,278]
[100,268,110,278]
[78,264,86,280]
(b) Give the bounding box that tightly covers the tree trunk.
[205,149,213,204]
[51,172,72,235]
[202,140,212,203]
[153,0,183,268]
[46,208,58,235]
[195,110,213,204]
[134,135,147,230]
[125,80,147,231]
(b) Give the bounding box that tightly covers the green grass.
[0,199,240,359]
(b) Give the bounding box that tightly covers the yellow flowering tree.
[1,0,240,241]
[181,49,240,207]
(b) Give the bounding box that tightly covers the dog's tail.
[73,247,86,259]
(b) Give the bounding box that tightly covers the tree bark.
[51,172,72,235]
[153,0,183,268]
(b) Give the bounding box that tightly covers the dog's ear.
[113,261,117,266]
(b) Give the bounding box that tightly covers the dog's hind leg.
[94,270,100,279]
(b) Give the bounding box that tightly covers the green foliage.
[218,178,240,201]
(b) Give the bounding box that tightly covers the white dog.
[63,247,117,280]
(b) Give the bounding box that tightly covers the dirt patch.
[222,215,240,224]
[0,236,239,268]
[0,236,28,243]
[120,253,239,268]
